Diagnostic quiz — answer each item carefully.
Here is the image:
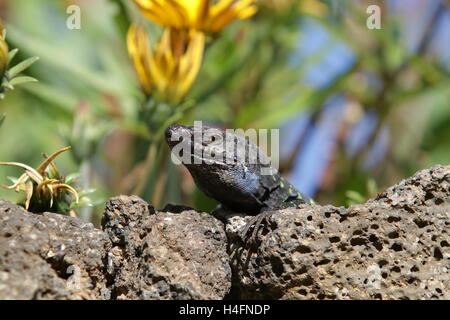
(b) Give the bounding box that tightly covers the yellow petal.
[167,0,191,27]
[134,0,189,29]
[150,28,175,97]
[25,180,33,211]
[133,0,256,33]
[36,179,59,195]
[0,162,43,184]
[36,146,71,175]
[127,24,153,95]
[210,0,257,33]
[210,10,239,33]
[175,31,205,100]
[237,5,257,18]
[196,0,211,29]
[41,152,60,178]
[0,172,28,190]
[0,37,8,77]
[211,0,234,16]
[53,184,80,204]
[0,18,7,75]
[133,0,170,26]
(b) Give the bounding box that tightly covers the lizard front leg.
[239,208,276,246]
[239,198,310,245]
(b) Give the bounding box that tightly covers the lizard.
[164,124,315,244]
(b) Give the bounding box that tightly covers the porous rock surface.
[0,196,231,300]
[226,165,449,299]
[102,196,231,299]
[0,201,111,299]
[0,165,448,300]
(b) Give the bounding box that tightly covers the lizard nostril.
[165,126,173,141]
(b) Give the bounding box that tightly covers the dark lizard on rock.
[165,124,315,243]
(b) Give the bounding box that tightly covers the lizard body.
[165,124,314,215]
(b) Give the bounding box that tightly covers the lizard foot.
[239,210,274,246]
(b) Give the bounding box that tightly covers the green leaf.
[0,113,5,127]
[1,78,13,90]
[8,76,38,86]
[23,81,78,113]
[70,201,92,209]
[367,179,378,197]
[7,26,124,94]
[345,190,365,205]
[64,173,80,185]
[7,56,39,78]
[78,188,97,197]
[8,48,19,65]
[7,176,18,184]
[69,196,104,209]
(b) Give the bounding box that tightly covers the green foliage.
[0,27,39,99]
[346,178,379,206]
[0,0,448,219]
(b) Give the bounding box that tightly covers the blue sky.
[282,0,449,197]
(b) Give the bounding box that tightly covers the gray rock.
[0,201,111,300]
[0,165,448,300]
[102,195,231,300]
[226,165,449,299]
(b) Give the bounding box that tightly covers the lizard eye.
[210,136,216,143]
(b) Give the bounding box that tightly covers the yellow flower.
[0,147,79,213]
[133,0,257,33]
[0,21,8,78]
[127,24,205,102]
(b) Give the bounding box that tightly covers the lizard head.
[165,124,268,169]
[165,124,232,168]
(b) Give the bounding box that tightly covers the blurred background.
[0,0,449,224]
